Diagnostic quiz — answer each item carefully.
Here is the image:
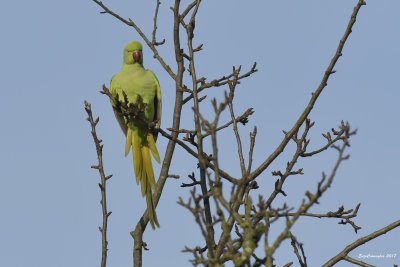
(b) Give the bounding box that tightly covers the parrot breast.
[113,65,157,122]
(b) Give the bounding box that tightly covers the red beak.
[133,50,141,62]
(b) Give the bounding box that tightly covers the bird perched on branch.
[110,41,162,229]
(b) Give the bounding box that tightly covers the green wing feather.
[148,70,162,141]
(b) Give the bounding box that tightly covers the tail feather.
[133,137,142,184]
[146,182,160,230]
[128,132,160,230]
[142,145,156,187]
[125,128,132,156]
[147,133,160,163]
[140,161,147,196]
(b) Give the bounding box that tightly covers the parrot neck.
[121,63,144,71]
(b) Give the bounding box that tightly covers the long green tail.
[125,129,160,230]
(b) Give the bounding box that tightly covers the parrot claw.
[149,119,160,131]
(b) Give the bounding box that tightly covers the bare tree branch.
[151,0,165,46]
[185,0,216,259]
[322,220,400,267]
[182,62,258,105]
[301,125,348,157]
[343,256,376,267]
[84,101,112,267]
[265,128,353,267]
[290,233,307,267]
[227,68,247,176]
[249,0,366,181]
[92,0,176,79]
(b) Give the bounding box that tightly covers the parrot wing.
[113,108,128,136]
[110,76,128,136]
[148,70,162,142]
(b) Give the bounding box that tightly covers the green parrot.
[110,41,162,230]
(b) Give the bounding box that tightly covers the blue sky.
[1,1,399,266]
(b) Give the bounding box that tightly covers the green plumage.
[110,41,162,230]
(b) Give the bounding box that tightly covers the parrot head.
[123,41,143,64]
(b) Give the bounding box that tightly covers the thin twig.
[84,101,112,267]
[290,233,307,267]
[343,256,376,267]
[322,219,400,267]
[92,0,175,79]
[227,69,247,177]
[180,0,199,19]
[151,0,166,46]
[202,108,254,139]
[265,119,313,210]
[247,126,257,173]
[182,62,257,105]
[301,123,348,157]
